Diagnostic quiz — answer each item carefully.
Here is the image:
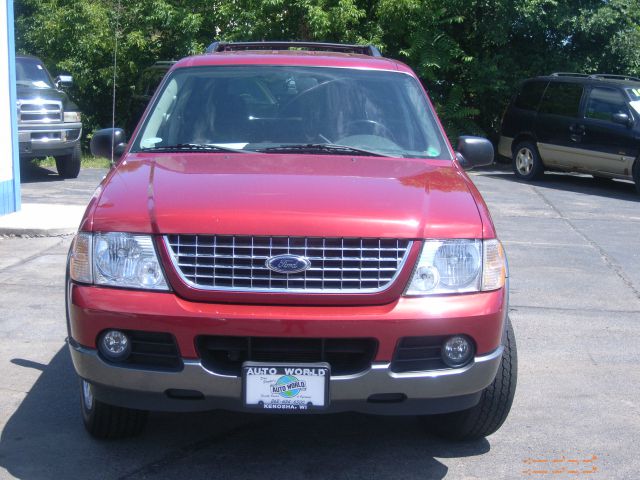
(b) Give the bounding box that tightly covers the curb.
[0,203,84,237]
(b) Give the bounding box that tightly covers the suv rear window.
[514,81,547,111]
[538,82,583,117]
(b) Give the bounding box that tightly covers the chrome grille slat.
[17,99,63,124]
[187,274,396,282]
[170,244,403,252]
[176,263,398,272]
[165,235,412,293]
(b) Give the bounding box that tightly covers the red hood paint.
[89,153,483,239]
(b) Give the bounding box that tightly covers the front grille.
[101,330,182,371]
[391,336,450,373]
[196,336,378,376]
[18,100,62,123]
[165,235,412,293]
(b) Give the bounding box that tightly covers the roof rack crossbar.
[206,41,382,57]
[588,73,640,82]
[550,72,640,83]
[549,72,590,78]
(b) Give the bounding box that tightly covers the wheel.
[424,316,517,441]
[80,379,148,439]
[55,143,81,178]
[512,142,543,180]
[633,159,640,194]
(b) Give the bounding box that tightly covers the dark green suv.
[499,73,640,193]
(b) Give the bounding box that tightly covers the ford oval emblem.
[265,254,311,274]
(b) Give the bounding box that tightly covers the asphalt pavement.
[0,163,638,479]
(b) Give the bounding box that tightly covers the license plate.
[242,362,330,411]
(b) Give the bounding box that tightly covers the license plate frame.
[242,362,330,412]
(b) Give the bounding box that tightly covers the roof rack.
[549,72,590,78]
[549,72,640,82]
[205,41,383,57]
[588,73,640,82]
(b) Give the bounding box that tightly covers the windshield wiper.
[140,143,254,154]
[256,143,389,157]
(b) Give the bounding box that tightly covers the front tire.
[633,159,640,194]
[424,317,517,441]
[55,143,81,179]
[80,379,148,439]
[512,142,543,180]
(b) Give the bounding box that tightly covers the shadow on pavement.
[19,163,62,184]
[479,168,639,201]
[0,347,490,480]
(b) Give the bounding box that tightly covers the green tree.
[214,0,368,42]
[14,0,640,148]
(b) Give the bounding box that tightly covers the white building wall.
[0,0,20,215]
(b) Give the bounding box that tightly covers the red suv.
[68,41,516,440]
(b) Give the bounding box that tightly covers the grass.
[31,155,112,169]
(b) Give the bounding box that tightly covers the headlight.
[69,232,169,290]
[63,111,81,123]
[405,239,506,296]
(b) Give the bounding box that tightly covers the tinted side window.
[514,81,547,110]
[538,82,583,117]
[585,87,630,122]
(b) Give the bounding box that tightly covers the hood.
[90,153,483,239]
[16,85,79,112]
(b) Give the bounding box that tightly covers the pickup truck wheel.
[512,142,543,180]
[423,317,517,441]
[55,143,81,179]
[80,379,148,439]
[633,159,640,194]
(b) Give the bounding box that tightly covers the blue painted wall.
[0,0,20,216]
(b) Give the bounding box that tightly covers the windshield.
[16,57,54,89]
[133,65,451,159]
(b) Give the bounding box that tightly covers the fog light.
[442,335,474,368]
[99,330,131,362]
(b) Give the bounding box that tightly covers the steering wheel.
[342,119,397,143]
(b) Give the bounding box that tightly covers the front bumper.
[68,284,506,359]
[68,283,507,415]
[18,123,82,158]
[69,340,503,415]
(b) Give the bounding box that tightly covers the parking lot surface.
[0,165,638,479]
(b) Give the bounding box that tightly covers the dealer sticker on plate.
[243,362,330,411]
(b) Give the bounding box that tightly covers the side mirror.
[55,74,73,89]
[90,128,127,161]
[455,136,494,169]
[612,113,633,127]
